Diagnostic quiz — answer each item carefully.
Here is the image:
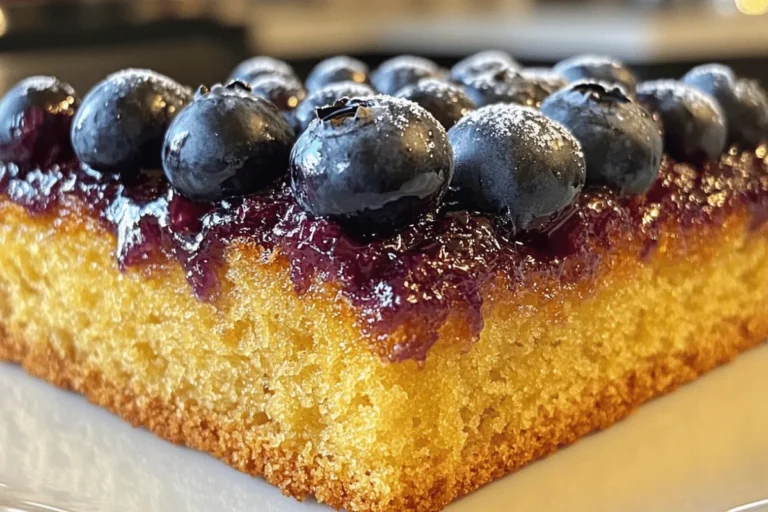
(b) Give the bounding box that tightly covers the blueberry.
[462,69,551,108]
[395,78,476,129]
[247,74,307,111]
[162,82,295,202]
[0,76,80,167]
[448,104,585,231]
[637,80,726,162]
[553,55,637,95]
[520,68,568,94]
[540,81,662,195]
[71,69,192,173]
[371,56,441,95]
[305,56,370,92]
[290,96,453,236]
[682,64,768,147]
[292,81,375,134]
[229,56,296,83]
[450,50,520,85]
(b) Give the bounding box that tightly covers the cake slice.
[1,56,767,512]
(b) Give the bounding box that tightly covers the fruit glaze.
[0,55,767,362]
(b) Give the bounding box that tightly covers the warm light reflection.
[735,0,768,15]
[0,8,7,37]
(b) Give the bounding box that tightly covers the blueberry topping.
[0,76,80,167]
[520,67,568,94]
[71,69,192,173]
[162,82,295,202]
[247,74,307,111]
[290,95,453,236]
[395,78,476,129]
[292,81,375,134]
[229,56,296,83]
[450,50,520,85]
[448,104,585,231]
[682,64,768,147]
[637,80,726,162]
[553,55,637,95]
[540,81,662,195]
[305,56,370,92]
[371,56,441,96]
[462,68,552,108]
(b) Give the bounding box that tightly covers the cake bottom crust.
[2,315,766,512]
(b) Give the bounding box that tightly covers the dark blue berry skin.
[540,82,663,195]
[0,76,79,167]
[290,96,453,236]
[162,82,295,202]
[682,64,768,147]
[395,78,476,129]
[637,80,726,163]
[71,69,192,173]
[462,69,551,108]
[450,50,520,85]
[520,68,568,94]
[305,56,370,92]
[292,81,375,134]
[247,74,307,112]
[553,55,637,95]
[371,56,441,96]
[448,104,586,232]
[229,56,296,83]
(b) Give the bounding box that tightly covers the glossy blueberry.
[520,68,568,94]
[553,55,637,95]
[540,81,662,195]
[395,78,476,129]
[450,50,520,85]
[247,74,307,111]
[290,95,453,236]
[305,56,370,92]
[682,64,768,147]
[371,56,441,96]
[637,80,726,162]
[229,56,296,83]
[0,76,80,167]
[71,69,192,173]
[462,69,551,108]
[162,82,295,202]
[448,104,585,231]
[292,81,375,134]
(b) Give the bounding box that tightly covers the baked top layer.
[0,58,766,362]
[1,147,767,362]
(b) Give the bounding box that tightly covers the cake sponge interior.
[1,203,767,512]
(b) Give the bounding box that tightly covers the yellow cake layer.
[0,200,767,512]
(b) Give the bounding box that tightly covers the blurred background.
[0,0,765,93]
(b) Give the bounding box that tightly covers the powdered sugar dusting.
[459,103,584,157]
[370,94,449,140]
[377,55,439,74]
[638,79,726,121]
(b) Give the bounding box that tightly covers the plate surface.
[2,345,768,512]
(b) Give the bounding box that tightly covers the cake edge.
[2,316,766,512]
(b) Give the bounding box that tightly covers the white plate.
[2,345,768,512]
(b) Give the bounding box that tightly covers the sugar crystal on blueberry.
[540,81,662,195]
[637,79,726,163]
[71,69,192,174]
[448,104,586,232]
[162,82,295,202]
[290,95,453,236]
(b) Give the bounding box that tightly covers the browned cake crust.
[2,309,766,511]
